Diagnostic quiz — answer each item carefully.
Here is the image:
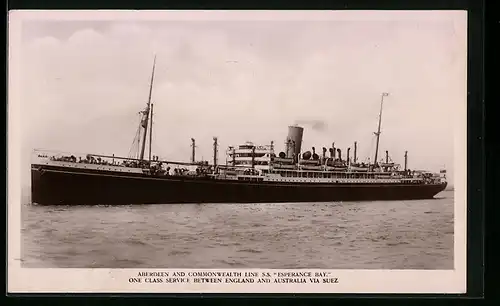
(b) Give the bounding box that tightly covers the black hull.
[31,164,448,205]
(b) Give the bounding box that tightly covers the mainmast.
[139,55,157,161]
[373,92,389,167]
[149,103,154,162]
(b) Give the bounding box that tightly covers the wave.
[386,241,410,246]
[168,250,191,256]
[237,248,263,254]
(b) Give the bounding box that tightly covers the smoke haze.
[294,119,329,132]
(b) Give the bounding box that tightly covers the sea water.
[20,191,454,269]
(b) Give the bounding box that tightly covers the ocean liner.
[30,58,447,205]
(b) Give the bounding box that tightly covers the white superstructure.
[226,142,274,172]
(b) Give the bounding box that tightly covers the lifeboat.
[325,166,348,171]
[272,157,294,164]
[300,159,321,165]
[301,165,323,170]
[350,166,369,172]
[333,166,348,171]
[273,164,296,170]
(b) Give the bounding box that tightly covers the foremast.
[373,92,389,168]
[139,55,157,162]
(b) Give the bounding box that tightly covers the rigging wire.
[128,113,143,159]
[357,135,376,164]
[358,102,386,164]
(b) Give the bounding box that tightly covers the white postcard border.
[7,10,467,294]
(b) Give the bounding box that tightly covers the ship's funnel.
[286,125,304,159]
[329,148,334,158]
[337,148,342,161]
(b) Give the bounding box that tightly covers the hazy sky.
[14,11,467,186]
